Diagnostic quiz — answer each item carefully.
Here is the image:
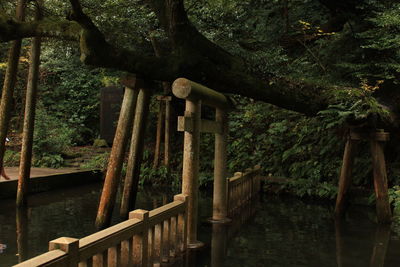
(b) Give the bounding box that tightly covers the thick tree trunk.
[17,4,42,207]
[0,0,26,175]
[95,85,139,230]
[0,0,395,126]
[120,88,151,219]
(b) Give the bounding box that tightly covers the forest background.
[1,0,400,202]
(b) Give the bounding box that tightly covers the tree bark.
[17,2,42,207]
[120,88,151,219]
[0,0,395,125]
[95,84,139,230]
[0,0,27,176]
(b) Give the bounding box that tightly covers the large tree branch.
[0,2,395,127]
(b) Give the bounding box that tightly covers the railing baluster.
[163,219,170,262]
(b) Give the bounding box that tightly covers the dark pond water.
[1,183,400,267]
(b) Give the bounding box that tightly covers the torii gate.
[172,78,232,248]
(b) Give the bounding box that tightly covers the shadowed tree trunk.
[0,0,27,177]
[17,0,42,207]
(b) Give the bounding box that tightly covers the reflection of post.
[182,100,202,248]
[211,223,228,267]
[212,108,229,223]
[334,220,344,267]
[16,207,28,262]
[370,225,391,267]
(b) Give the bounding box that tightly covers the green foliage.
[139,149,180,188]
[81,152,110,170]
[32,104,74,168]
[3,150,20,167]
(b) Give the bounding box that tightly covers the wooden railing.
[227,165,261,215]
[14,194,188,267]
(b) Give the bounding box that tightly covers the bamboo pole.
[0,0,26,177]
[95,84,139,230]
[17,3,42,207]
[120,88,151,219]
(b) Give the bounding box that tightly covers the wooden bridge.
[14,79,262,267]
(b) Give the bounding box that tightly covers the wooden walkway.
[0,167,83,182]
[0,167,102,199]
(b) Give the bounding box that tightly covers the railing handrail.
[14,195,188,267]
[13,250,67,267]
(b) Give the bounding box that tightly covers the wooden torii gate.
[172,78,232,248]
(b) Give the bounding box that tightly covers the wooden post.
[181,100,203,248]
[17,4,42,206]
[96,78,140,230]
[174,194,188,253]
[49,237,79,267]
[0,0,26,176]
[164,97,171,168]
[334,136,358,218]
[153,100,164,169]
[211,108,230,223]
[130,209,149,267]
[370,131,392,224]
[120,88,151,219]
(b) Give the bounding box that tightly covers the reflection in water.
[211,223,228,267]
[335,219,391,267]
[369,225,390,267]
[3,184,400,267]
[16,207,28,263]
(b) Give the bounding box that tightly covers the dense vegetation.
[1,0,400,202]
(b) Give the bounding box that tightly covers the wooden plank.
[178,116,222,134]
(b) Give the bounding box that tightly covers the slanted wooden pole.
[211,108,230,223]
[370,130,391,224]
[164,96,171,168]
[181,100,202,248]
[0,0,26,175]
[334,135,358,218]
[120,88,151,219]
[17,3,42,207]
[95,76,140,230]
[153,100,164,168]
